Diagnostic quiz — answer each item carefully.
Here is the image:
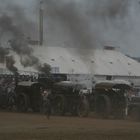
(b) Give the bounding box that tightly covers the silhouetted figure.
[42,89,51,119]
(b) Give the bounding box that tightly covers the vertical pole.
[39,0,43,46]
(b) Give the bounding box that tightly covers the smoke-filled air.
[0,0,140,57]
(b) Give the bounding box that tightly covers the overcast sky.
[0,0,140,57]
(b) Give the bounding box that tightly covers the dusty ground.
[0,111,140,140]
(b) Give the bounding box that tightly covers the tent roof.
[32,46,140,76]
[1,46,140,77]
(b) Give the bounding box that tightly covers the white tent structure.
[33,46,140,76]
[32,46,140,87]
[0,46,140,87]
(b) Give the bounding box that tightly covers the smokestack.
[39,0,44,46]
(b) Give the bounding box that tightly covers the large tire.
[113,103,125,119]
[52,95,66,116]
[7,92,16,110]
[77,96,89,117]
[17,93,29,112]
[31,96,42,112]
[95,94,111,118]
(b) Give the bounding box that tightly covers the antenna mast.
[39,0,44,46]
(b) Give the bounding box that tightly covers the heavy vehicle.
[93,80,131,119]
[48,79,134,118]
[50,81,90,117]
[15,81,46,112]
[15,75,89,117]
[15,81,89,116]
[14,74,140,119]
[0,75,16,110]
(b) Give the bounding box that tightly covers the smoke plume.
[37,63,51,75]
[42,0,140,56]
[42,0,130,48]
[6,55,18,73]
[0,0,140,58]
[0,46,9,57]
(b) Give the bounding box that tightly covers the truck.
[92,80,131,119]
[14,74,140,120]
[0,75,16,110]
[50,81,89,117]
[15,76,89,117]
[15,81,46,112]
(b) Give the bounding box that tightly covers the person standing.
[42,89,51,119]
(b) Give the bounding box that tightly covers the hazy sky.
[0,0,140,57]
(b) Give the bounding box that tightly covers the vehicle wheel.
[113,105,125,119]
[7,93,16,110]
[128,107,140,121]
[95,94,111,118]
[77,96,89,117]
[31,96,42,112]
[17,93,29,112]
[52,95,66,116]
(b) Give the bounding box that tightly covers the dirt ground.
[0,111,140,140]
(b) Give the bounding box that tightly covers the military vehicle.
[0,75,16,110]
[15,78,90,117]
[93,80,131,118]
[50,81,89,117]
[14,74,140,120]
[38,74,90,116]
[15,81,45,112]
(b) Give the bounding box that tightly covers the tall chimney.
[39,0,44,46]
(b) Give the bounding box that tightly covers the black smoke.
[0,0,139,57]
[41,0,130,48]
[0,13,50,73]
[0,14,36,67]
[6,55,18,73]
[0,46,9,57]
[37,63,51,75]
[0,45,9,63]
